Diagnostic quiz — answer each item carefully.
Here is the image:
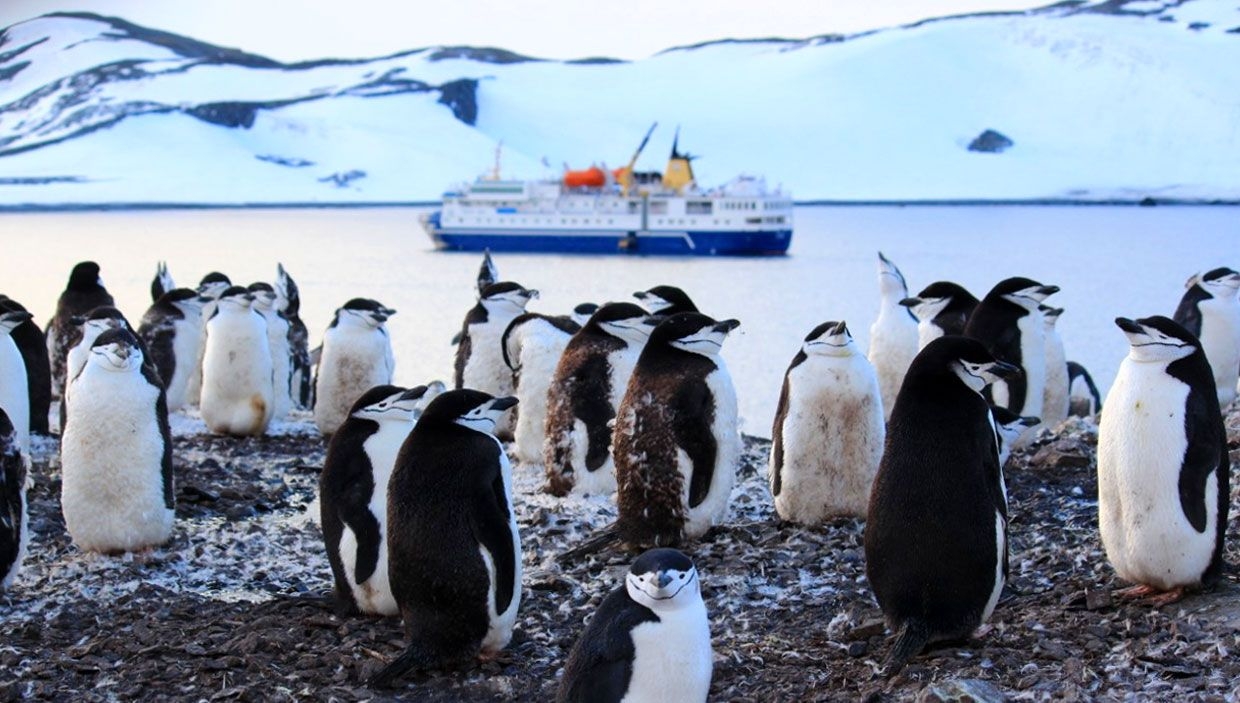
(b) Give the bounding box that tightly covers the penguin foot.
[1113,584,1158,601]
[1142,586,1187,607]
[1114,584,1186,606]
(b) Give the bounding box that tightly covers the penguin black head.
[990,405,1040,446]
[987,277,1059,311]
[247,282,278,310]
[633,285,698,315]
[587,302,658,344]
[572,302,599,326]
[910,336,1020,395]
[0,310,33,335]
[1039,305,1064,326]
[479,282,538,313]
[217,286,255,310]
[89,327,145,373]
[158,288,209,313]
[67,261,105,292]
[899,281,974,321]
[197,272,232,299]
[75,306,131,336]
[625,548,701,611]
[1115,316,1201,364]
[649,312,740,357]
[336,298,394,327]
[877,252,909,295]
[1196,267,1240,298]
[351,382,446,422]
[418,389,517,434]
[802,320,856,357]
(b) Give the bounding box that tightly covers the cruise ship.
[421,128,794,256]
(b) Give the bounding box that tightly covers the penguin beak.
[989,360,1020,380]
[712,319,741,334]
[523,289,540,300]
[1038,285,1060,297]
[898,297,920,308]
[490,396,518,413]
[656,571,674,589]
[830,321,848,337]
[1114,317,1144,335]
[1018,415,1040,428]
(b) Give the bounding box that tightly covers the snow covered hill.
[1,1,1238,206]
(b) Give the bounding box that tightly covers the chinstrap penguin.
[964,276,1059,419]
[990,405,1038,471]
[557,548,712,703]
[320,384,441,616]
[1099,316,1230,605]
[184,271,233,406]
[865,335,1017,675]
[200,286,274,436]
[0,311,32,454]
[633,285,699,316]
[0,408,28,591]
[1040,305,1069,429]
[1067,361,1102,418]
[900,281,978,349]
[614,312,741,548]
[275,264,313,410]
[314,298,396,436]
[868,252,919,420]
[454,281,538,399]
[150,261,174,303]
[62,306,148,435]
[137,289,206,413]
[0,296,51,437]
[543,302,655,496]
[1172,267,1240,408]
[370,390,520,687]
[47,261,115,398]
[249,282,293,421]
[770,321,885,523]
[501,312,581,466]
[60,328,174,553]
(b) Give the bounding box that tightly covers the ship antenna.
[491,141,503,180]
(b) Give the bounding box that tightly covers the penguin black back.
[0,296,51,435]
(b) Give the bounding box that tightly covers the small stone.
[1085,588,1112,611]
[917,678,1007,702]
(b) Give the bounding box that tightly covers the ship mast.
[619,122,657,196]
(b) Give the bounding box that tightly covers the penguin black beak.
[642,316,662,328]
[400,385,429,401]
[898,297,919,308]
[633,290,648,300]
[830,321,849,336]
[490,396,518,412]
[712,319,741,334]
[69,314,87,326]
[1019,416,1040,428]
[2,311,32,325]
[990,360,1021,380]
[1115,317,1144,334]
[1039,285,1060,297]
[656,571,674,588]
[524,289,540,300]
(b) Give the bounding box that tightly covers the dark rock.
[437,78,478,126]
[186,102,259,129]
[1085,588,1112,611]
[967,130,1014,154]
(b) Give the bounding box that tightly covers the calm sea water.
[1,205,1234,434]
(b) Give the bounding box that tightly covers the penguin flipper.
[769,375,792,497]
[673,382,717,509]
[337,473,383,584]
[882,618,930,678]
[470,467,517,615]
[558,589,657,703]
[570,355,617,472]
[1176,382,1225,535]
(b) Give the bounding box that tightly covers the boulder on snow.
[968,129,1014,153]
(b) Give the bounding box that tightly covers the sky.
[0,0,1048,62]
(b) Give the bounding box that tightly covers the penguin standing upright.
[0,296,51,436]
[60,328,173,553]
[501,312,581,466]
[1099,316,1230,604]
[370,390,520,687]
[275,264,313,409]
[200,287,274,437]
[543,303,655,496]
[899,281,978,349]
[47,261,115,397]
[137,289,205,413]
[1173,267,1240,408]
[557,548,712,703]
[865,336,1017,675]
[963,277,1059,419]
[1040,305,1069,428]
[0,311,32,454]
[614,313,741,548]
[633,286,698,316]
[454,281,539,394]
[0,408,28,591]
[150,261,174,302]
[248,282,293,421]
[64,307,137,398]
[315,299,396,436]
[1067,361,1102,418]
[868,253,919,420]
[990,405,1039,471]
[770,321,885,523]
[320,384,440,616]
[185,272,232,406]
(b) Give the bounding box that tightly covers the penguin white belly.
[1041,332,1069,428]
[185,304,215,405]
[606,347,642,410]
[315,329,392,434]
[462,322,515,396]
[1098,362,1218,589]
[623,599,712,703]
[266,317,293,420]
[980,510,1006,623]
[0,340,30,454]
[1198,300,1240,407]
[480,447,521,653]
[61,370,171,552]
[165,319,202,412]
[201,314,274,436]
[341,421,411,616]
[1015,315,1046,420]
[774,359,885,522]
[868,310,917,421]
[917,322,944,350]
[682,367,739,540]
[512,334,570,465]
[573,423,617,496]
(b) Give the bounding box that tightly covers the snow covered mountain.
[1,1,1238,206]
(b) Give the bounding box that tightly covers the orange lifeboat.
[562,165,606,188]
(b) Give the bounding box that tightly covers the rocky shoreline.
[2,409,1238,702]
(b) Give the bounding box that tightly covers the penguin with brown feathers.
[47,261,115,397]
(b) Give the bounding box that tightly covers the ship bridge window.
[765,216,786,224]
[649,201,668,215]
[627,200,640,214]
[745,217,762,225]
[686,201,712,215]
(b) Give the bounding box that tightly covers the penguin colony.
[1,252,1235,700]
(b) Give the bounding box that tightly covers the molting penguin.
[963,276,1059,419]
[543,303,655,496]
[275,264,313,409]
[137,289,205,413]
[184,271,233,406]
[47,261,115,397]
[868,253,919,420]
[60,328,173,553]
[1098,316,1229,604]
[633,286,699,316]
[0,296,51,437]
[320,384,441,617]
[865,336,1017,675]
[0,408,28,591]
[200,286,274,436]
[315,298,396,436]
[990,405,1038,471]
[0,310,32,454]
[501,312,581,466]
[899,281,978,349]
[557,548,712,703]
[1172,267,1240,408]
[150,261,174,302]
[1067,361,1102,418]
[771,321,885,523]
[614,313,741,548]
[370,390,520,687]
[249,282,293,421]
[1040,305,1069,428]
[454,281,538,396]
